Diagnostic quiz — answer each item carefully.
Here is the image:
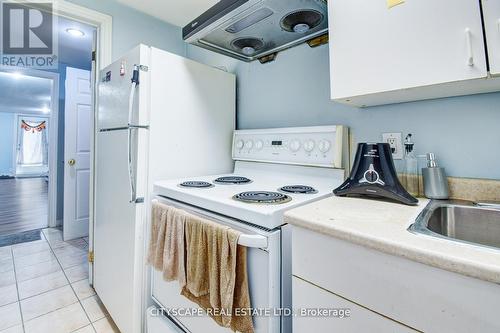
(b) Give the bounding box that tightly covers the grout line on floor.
[22,299,81,324]
[11,245,26,333]
[43,229,95,328]
[17,272,70,301]
[69,324,96,333]
[3,228,97,331]
[13,256,58,273]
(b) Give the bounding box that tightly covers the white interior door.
[64,67,92,240]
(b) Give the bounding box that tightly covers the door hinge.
[92,51,96,61]
[88,251,94,263]
[135,64,149,72]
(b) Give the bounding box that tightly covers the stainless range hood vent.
[183,0,328,63]
[231,37,265,55]
[280,10,324,33]
[225,7,274,34]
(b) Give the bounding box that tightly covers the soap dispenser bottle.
[403,134,418,197]
[422,153,449,199]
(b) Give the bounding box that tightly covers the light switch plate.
[382,132,403,160]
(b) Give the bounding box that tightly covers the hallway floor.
[0,178,48,236]
[0,228,120,333]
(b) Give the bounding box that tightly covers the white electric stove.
[148,126,349,333]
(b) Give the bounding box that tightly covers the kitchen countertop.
[284,196,500,285]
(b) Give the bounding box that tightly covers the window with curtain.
[17,120,49,166]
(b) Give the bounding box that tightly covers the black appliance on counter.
[334,143,418,205]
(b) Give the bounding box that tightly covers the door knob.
[68,159,76,166]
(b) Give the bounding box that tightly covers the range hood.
[183,0,328,63]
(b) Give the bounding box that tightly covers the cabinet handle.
[465,28,474,66]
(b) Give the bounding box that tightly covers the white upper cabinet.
[329,0,496,106]
[482,0,500,75]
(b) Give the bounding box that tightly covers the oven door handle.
[151,199,268,249]
[238,234,268,249]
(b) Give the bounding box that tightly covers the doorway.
[0,69,58,237]
[0,14,97,242]
[0,2,116,330]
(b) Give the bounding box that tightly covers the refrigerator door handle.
[127,68,139,204]
[127,65,146,204]
[128,65,139,125]
[127,126,147,204]
[127,126,137,204]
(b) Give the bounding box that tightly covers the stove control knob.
[318,140,331,153]
[236,140,244,150]
[245,140,254,149]
[304,140,315,152]
[255,140,264,150]
[289,140,301,152]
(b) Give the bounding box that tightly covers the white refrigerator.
[94,44,236,333]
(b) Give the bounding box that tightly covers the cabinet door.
[329,0,488,100]
[292,277,417,333]
[482,0,500,75]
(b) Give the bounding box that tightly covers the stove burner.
[214,176,252,185]
[279,185,318,194]
[179,181,213,188]
[233,191,292,204]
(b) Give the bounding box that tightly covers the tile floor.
[0,228,120,333]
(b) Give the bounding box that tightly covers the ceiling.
[115,0,219,27]
[0,17,93,116]
[0,72,52,114]
[57,16,95,68]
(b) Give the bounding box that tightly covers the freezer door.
[94,128,145,333]
[98,44,150,130]
[147,47,236,184]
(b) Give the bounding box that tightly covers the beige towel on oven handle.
[147,202,186,288]
[181,214,254,333]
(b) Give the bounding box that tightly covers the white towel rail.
[151,199,268,249]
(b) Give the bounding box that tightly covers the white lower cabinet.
[292,277,417,333]
[292,226,500,333]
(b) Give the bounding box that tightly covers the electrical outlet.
[382,132,403,160]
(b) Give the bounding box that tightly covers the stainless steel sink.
[409,200,500,250]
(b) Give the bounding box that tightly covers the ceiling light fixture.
[41,106,50,113]
[66,28,85,37]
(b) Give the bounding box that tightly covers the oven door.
[150,196,282,333]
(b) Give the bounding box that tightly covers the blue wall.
[54,0,184,221]
[187,43,500,180]
[0,113,15,176]
[66,1,500,180]
[68,0,186,60]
